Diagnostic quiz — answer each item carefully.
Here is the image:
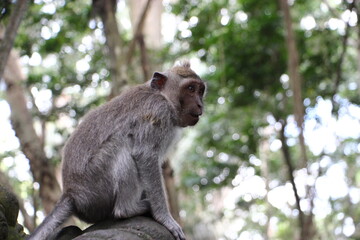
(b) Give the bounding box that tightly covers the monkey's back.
[61,84,178,196]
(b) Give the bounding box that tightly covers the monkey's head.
[150,61,206,127]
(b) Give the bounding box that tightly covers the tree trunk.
[279,2,316,238]
[279,0,307,169]
[92,0,128,98]
[0,0,29,81]
[128,0,162,80]
[3,49,62,215]
[129,0,162,50]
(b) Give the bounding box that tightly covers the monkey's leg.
[113,196,150,218]
[27,195,73,240]
[113,181,150,218]
[112,149,150,218]
[70,137,120,222]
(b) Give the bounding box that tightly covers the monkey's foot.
[158,216,186,240]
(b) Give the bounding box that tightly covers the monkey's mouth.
[180,113,201,127]
[190,113,201,119]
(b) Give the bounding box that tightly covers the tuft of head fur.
[178,60,191,68]
[170,60,199,79]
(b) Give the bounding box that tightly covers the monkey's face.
[149,64,206,128]
[178,78,206,127]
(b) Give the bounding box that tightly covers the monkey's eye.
[187,85,196,92]
[199,87,205,96]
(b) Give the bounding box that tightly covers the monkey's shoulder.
[64,86,177,153]
[109,86,178,125]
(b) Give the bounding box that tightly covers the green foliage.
[15,0,108,123]
[170,0,360,239]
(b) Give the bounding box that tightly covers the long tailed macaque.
[27,61,206,240]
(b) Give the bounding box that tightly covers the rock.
[0,184,175,240]
[54,216,175,240]
[0,185,19,227]
[0,185,26,240]
[54,225,83,240]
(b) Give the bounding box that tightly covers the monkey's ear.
[151,72,167,90]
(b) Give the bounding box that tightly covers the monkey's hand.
[155,214,186,240]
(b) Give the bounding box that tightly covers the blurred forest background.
[0,0,360,239]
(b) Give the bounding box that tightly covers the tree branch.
[0,0,30,81]
[93,0,129,99]
[332,1,355,98]
[355,1,360,95]
[137,34,150,81]
[126,0,152,64]
[279,119,304,229]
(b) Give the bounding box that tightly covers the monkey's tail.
[27,195,73,240]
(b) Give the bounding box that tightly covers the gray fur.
[27,63,205,240]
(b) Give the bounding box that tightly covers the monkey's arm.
[137,153,185,240]
[132,128,185,240]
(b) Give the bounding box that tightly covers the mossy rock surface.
[0,185,19,227]
[0,185,26,240]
